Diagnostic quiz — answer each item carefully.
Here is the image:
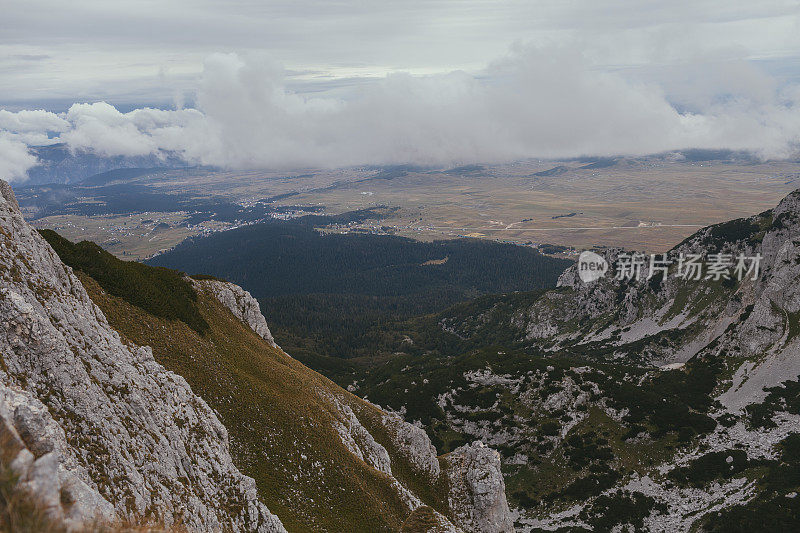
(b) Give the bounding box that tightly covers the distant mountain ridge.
[24,144,188,185]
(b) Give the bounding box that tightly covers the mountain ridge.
[6,175,800,530]
[330,188,800,530]
[0,178,514,532]
[0,179,286,531]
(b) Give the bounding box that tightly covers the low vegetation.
[0,462,66,533]
[39,229,208,333]
[699,434,800,531]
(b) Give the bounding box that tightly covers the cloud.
[2,0,798,107]
[1,46,799,181]
[59,102,204,158]
[173,48,800,164]
[0,135,38,183]
[0,109,68,133]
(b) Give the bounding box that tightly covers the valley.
[15,152,800,260]
[5,170,800,531]
[3,2,799,531]
[130,184,800,531]
[7,151,800,533]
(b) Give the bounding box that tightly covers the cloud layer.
[1,47,800,182]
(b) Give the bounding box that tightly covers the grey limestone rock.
[444,441,514,533]
[0,179,286,532]
[196,278,278,347]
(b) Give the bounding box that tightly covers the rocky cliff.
[1,180,285,531]
[545,190,800,404]
[444,442,513,533]
[196,278,278,347]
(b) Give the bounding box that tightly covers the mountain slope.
[340,190,800,530]
[24,144,185,185]
[0,178,515,532]
[0,183,285,531]
[70,270,446,532]
[43,239,514,532]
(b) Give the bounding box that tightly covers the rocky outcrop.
[465,187,800,382]
[381,412,442,481]
[0,384,116,529]
[333,399,393,475]
[0,180,285,532]
[331,394,513,532]
[197,278,277,347]
[327,397,429,512]
[0,180,18,212]
[444,442,514,533]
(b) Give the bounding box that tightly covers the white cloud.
[0,135,38,183]
[157,49,800,164]
[2,1,798,107]
[0,109,68,133]
[59,102,204,158]
[0,109,68,149]
[1,47,799,181]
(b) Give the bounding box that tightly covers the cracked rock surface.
[196,278,278,347]
[444,441,514,533]
[0,180,285,532]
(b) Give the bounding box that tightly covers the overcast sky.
[2,0,800,107]
[1,1,800,180]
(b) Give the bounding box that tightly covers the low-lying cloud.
[0,135,39,183]
[2,46,800,183]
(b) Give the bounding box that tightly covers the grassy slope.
[78,273,449,532]
[37,228,452,532]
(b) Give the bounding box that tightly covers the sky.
[1,0,800,181]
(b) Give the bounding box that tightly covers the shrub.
[39,230,209,334]
[581,491,666,531]
[667,450,749,487]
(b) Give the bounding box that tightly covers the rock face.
[0,179,285,531]
[453,188,800,391]
[197,278,277,346]
[377,408,513,532]
[333,399,393,475]
[422,189,800,530]
[327,392,513,532]
[0,180,18,211]
[380,412,442,481]
[0,384,117,529]
[444,441,514,533]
